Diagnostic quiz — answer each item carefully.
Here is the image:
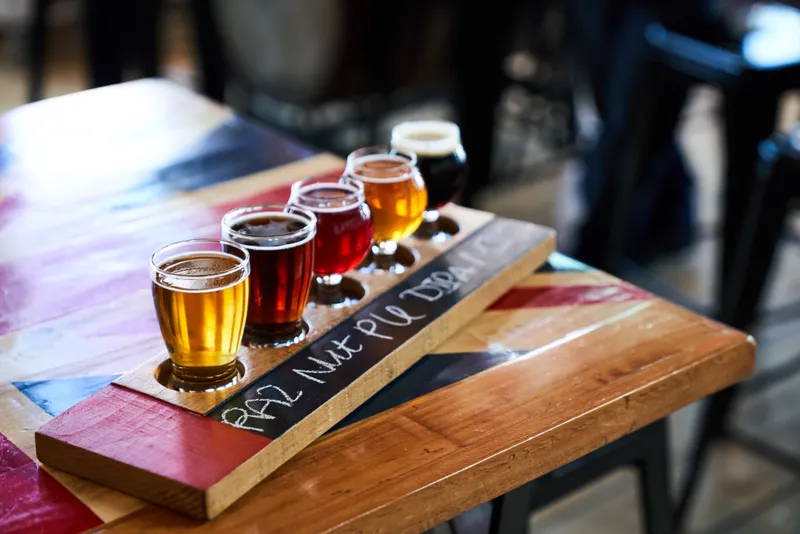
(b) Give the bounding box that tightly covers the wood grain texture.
[95,299,754,533]
[0,377,145,524]
[0,80,340,530]
[115,204,499,414]
[0,431,102,534]
[0,80,756,532]
[35,385,272,518]
[36,385,272,490]
[0,152,343,385]
[487,283,653,310]
[516,270,617,287]
[202,223,555,518]
[36,219,555,519]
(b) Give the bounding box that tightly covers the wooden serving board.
[35,207,555,520]
[114,204,495,414]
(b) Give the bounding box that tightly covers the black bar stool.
[486,419,672,534]
[446,419,673,534]
[676,129,800,532]
[453,0,518,208]
[582,5,800,281]
[191,0,226,102]
[725,132,800,330]
[576,14,800,528]
[27,0,50,102]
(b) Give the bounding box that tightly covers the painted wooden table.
[0,79,755,534]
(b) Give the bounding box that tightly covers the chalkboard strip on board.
[206,217,551,440]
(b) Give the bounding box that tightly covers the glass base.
[308,275,367,308]
[414,212,460,242]
[358,243,417,275]
[244,320,309,348]
[159,359,243,392]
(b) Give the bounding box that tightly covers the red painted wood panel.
[37,385,271,489]
[489,284,654,310]
[1,431,102,534]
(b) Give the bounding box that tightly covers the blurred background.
[3,0,800,532]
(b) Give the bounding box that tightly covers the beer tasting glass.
[150,239,250,391]
[290,175,373,307]
[346,146,427,273]
[222,204,316,347]
[391,120,467,241]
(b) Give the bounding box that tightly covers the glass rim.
[221,203,317,250]
[391,120,462,157]
[346,145,419,184]
[150,238,250,281]
[290,176,365,212]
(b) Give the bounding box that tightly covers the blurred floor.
[2,5,800,533]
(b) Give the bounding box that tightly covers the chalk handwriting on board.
[401,266,477,303]
[211,218,535,438]
[355,306,426,340]
[221,385,302,432]
[293,335,363,384]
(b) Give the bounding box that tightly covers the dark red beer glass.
[221,204,316,347]
[290,176,372,307]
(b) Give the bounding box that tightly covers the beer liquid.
[230,215,314,341]
[392,129,466,211]
[152,253,248,383]
[415,150,466,210]
[302,187,373,276]
[354,159,427,242]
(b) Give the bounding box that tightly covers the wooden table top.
[0,79,755,534]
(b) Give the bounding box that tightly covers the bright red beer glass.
[290,176,373,307]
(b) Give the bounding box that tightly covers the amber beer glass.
[290,176,373,307]
[346,146,427,273]
[150,239,250,390]
[391,121,467,241]
[222,204,316,347]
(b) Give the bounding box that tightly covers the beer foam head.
[152,251,249,292]
[222,205,317,250]
[391,121,461,157]
[291,179,364,213]
[348,154,418,184]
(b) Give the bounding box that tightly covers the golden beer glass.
[150,239,250,390]
[346,146,427,273]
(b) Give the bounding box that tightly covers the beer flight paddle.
[35,121,556,519]
[153,125,465,391]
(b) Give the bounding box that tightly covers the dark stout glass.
[417,151,467,210]
[391,121,467,241]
